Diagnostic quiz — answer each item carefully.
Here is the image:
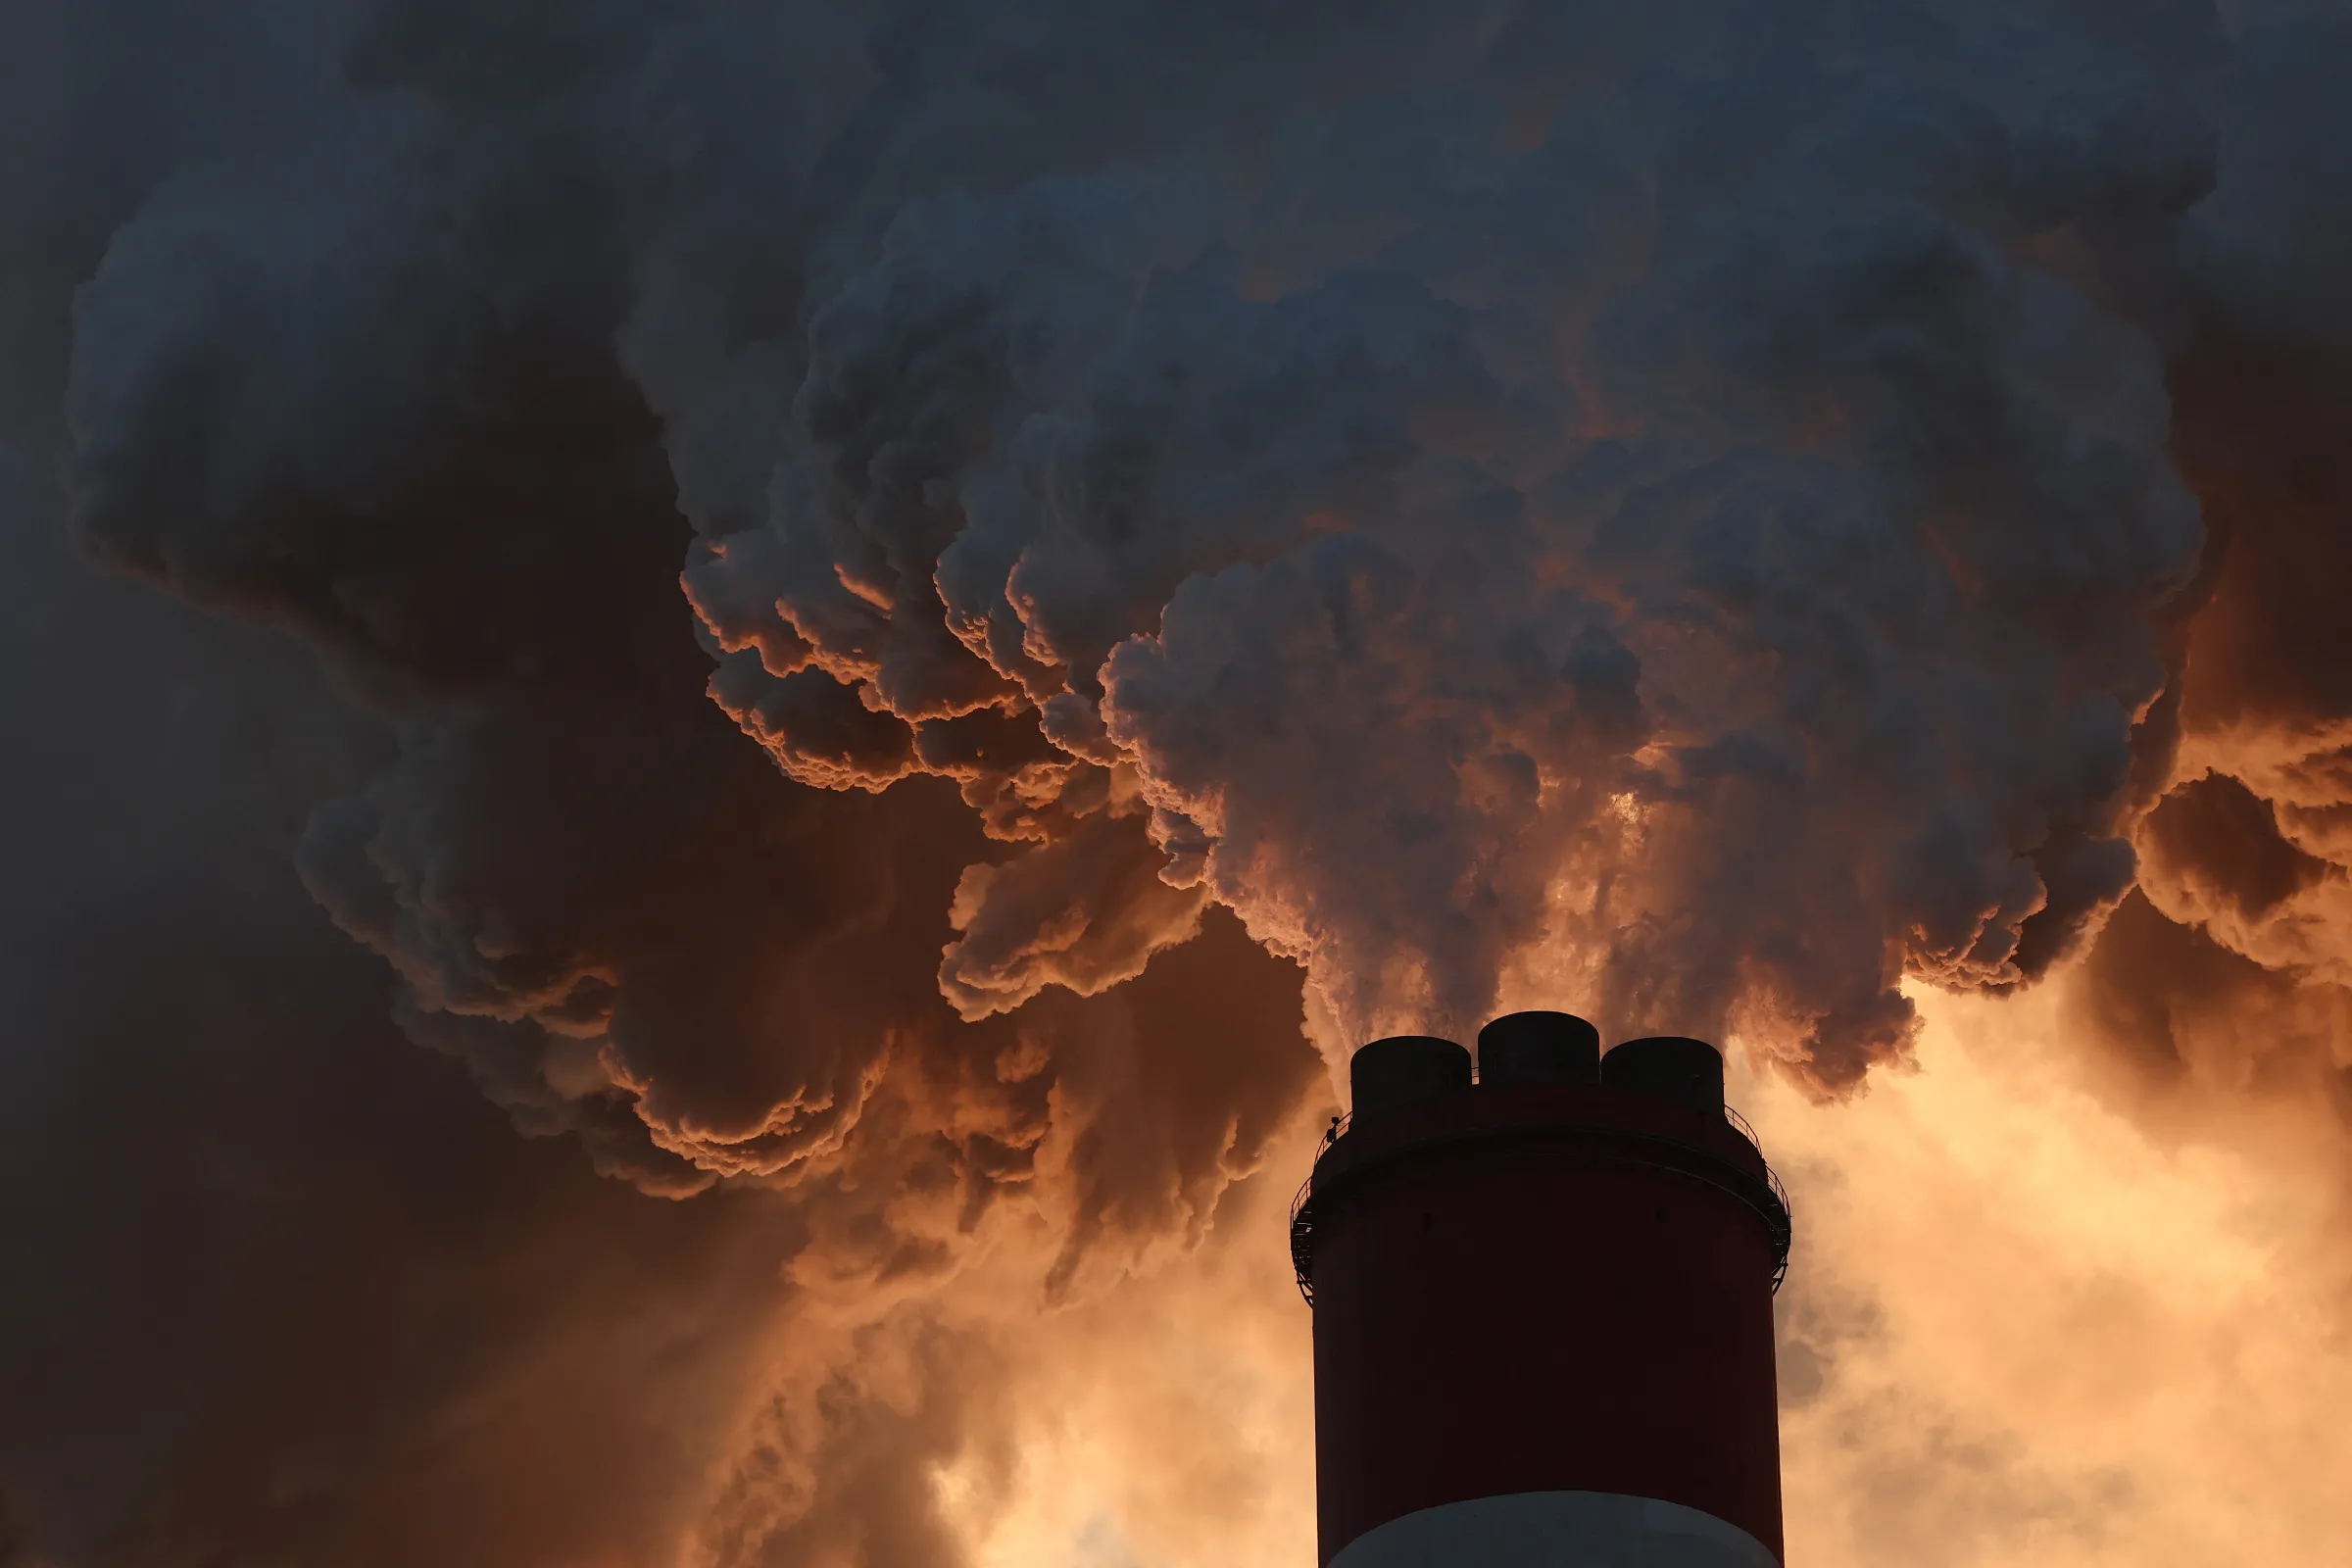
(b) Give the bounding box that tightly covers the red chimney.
[1294,1011,1791,1566]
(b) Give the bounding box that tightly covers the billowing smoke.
[6,3,1321,1562]
[653,0,2225,1085]
[11,0,2352,1563]
[2067,11,2352,1133]
[57,0,2328,1127]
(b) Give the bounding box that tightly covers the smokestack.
[1293,1011,1791,1566]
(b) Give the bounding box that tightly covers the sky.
[3,1,2350,1564]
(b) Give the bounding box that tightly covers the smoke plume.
[57,0,2326,1118]
[644,0,2229,1085]
[8,0,2352,1563]
[2066,8,2352,1138]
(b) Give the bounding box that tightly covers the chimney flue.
[1475,1010,1601,1087]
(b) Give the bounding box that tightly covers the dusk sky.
[4,2,2350,1564]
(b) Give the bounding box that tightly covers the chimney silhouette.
[1293,1011,1791,1566]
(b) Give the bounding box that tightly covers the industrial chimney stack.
[1293,1011,1791,1566]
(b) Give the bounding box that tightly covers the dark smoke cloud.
[60,0,1044,1198]
[11,0,2352,1563]
[0,455,790,1566]
[3,6,1316,1562]
[0,426,1316,1567]
[55,0,2312,1127]
[637,0,2233,1081]
[2067,7,2352,1142]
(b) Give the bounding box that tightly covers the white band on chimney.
[1328,1490,1780,1568]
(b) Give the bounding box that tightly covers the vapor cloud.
[641,0,2230,1082]
[7,0,2352,1564]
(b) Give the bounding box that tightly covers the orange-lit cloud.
[1765,985,2352,1568]
[851,973,2351,1568]
[10,2,2352,1565]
